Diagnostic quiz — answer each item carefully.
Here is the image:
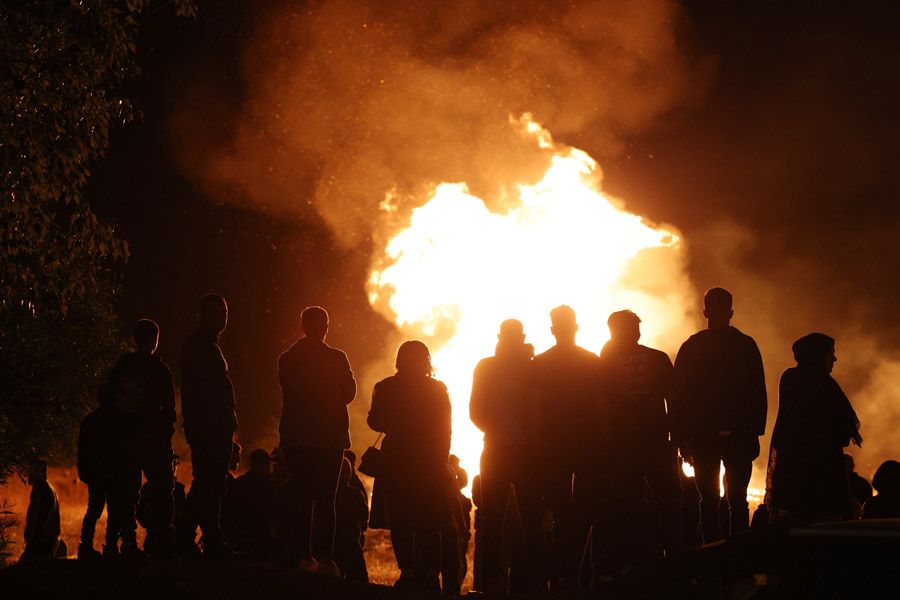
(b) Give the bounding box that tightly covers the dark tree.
[0,0,196,484]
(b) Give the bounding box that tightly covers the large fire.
[367,115,696,479]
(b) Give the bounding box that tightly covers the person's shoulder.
[728,326,760,347]
[640,345,672,363]
[429,377,450,395]
[475,355,497,371]
[278,340,301,362]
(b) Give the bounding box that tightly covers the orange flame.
[367,115,697,479]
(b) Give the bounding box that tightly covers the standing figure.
[670,288,767,542]
[77,389,118,558]
[766,334,861,523]
[532,306,601,589]
[181,294,239,558]
[278,306,356,576]
[589,310,682,580]
[470,319,543,594]
[107,318,177,558]
[20,460,66,560]
[367,340,453,594]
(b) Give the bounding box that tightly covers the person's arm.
[438,382,453,462]
[469,360,489,433]
[160,363,177,434]
[339,351,357,405]
[747,339,768,437]
[669,340,694,448]
[367,382,390,432]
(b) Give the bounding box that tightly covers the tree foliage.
[0,0,196,483]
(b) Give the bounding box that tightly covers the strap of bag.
[369,430,385,449]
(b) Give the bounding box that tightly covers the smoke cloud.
[172,0,712,246]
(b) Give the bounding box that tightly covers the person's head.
[395,340,433,377]
[339,457,353,485]
[229,441,243,472]
[550,305,578,346]
[344,449,357,466]
[872,460,900,495]
[497,319,525,346]
[703,287,733,329]
[607,310,641,345]
[792,333,836,373]
[199,294,228,334]
[249,449,271,475]
[133,319,160,353]
[27,459,47,485]
[300,306,329,341]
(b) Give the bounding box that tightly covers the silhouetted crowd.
[18,288,900,596]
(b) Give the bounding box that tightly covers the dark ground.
[4,521,900,600]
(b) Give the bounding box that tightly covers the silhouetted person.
[105,318,177,557]
[845,454,872,519]
[532,305,600,589]
[221,448,276,561]
[20,460,66,561]
[670,288,766,542]
[77,389,118,558]
[864,460,900,519]
[588,310,683,580]
[766,334,861,524]
[470,319,544,594]
[367,340,453,593]
[278,306,356,576]
[334,457,369,582]
[181,294,239,558]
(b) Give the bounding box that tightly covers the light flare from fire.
[367,115,694,479]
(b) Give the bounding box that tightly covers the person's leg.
[543,466,578,585]
[310,448,344,562]
[477,444,513,592]
[391,527,416,584]
[691,439,723,544]
[283,447,315,561]
[80,484,106,551]
[722,441,754,537]
[138,436,176,556]
[191,438,232,551]
[645,445,684,556]
[415,529,442,593]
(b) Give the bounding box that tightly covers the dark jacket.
[368,374,452,472]
[77,404,117,485]
[771,367,859,450]
[766,367,859,522]
[599,341,674,447]
[670,326,767,439]
[180,328,238,445]
[470,342,538,447]
[107,351,176,438]
[532,344,602,467]
[367,374,452,530]
[278,337,356,450]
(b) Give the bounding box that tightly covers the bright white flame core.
[367,116,694,480]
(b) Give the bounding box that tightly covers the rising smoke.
[169,0,900,484]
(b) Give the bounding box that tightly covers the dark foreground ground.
[3,520,900,600]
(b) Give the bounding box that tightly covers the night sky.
[86,1,900,473]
